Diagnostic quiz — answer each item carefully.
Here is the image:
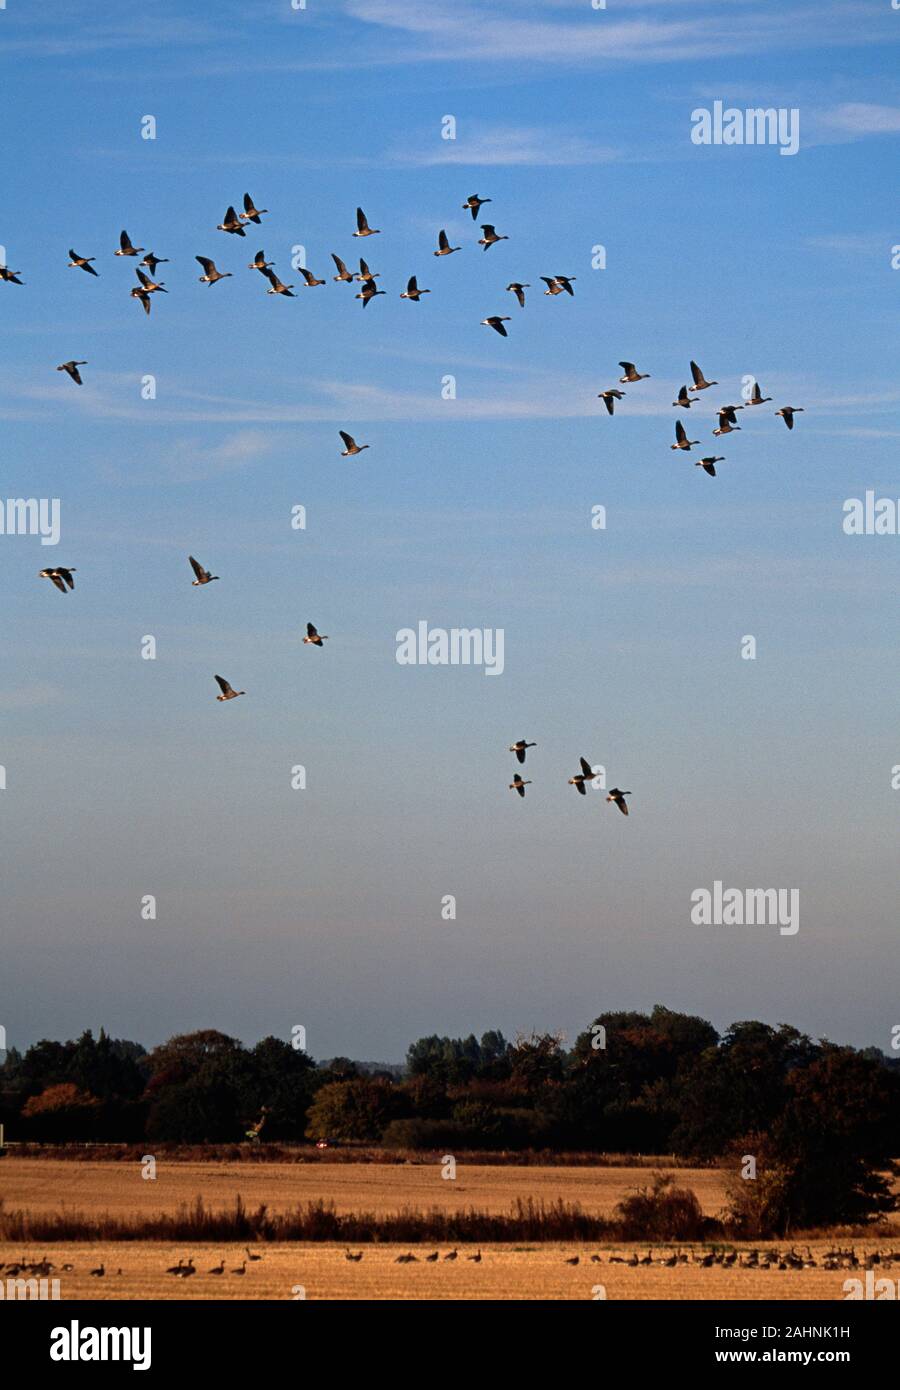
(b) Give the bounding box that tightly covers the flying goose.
[130,286,152,315]
[68,249,98,276]
[671,420,699,451]
[136,267,166,294]
[598,389,625,415]
[303,622,328,646]
[331,253,354,282]
[696,455,725,477]
[249,250,274,274]
[189,555,219,586]
[141,252,168,275]
[196,256,232,284]
[57,360,87,385]
[340,430,369,456]
[115,230,143,257]
[713,405,742,436]
[689,360,717,391]
[552,274,576,296]
[298,266,325,287]
[478,224,508,251]
[506,282,530,308]
[400,275,430,302]
[481,316,510,336]
[509,774,531,798]
[568,757,594,795]
[746,381,772,406]
[217,205,246,236]
[619,361,650,383]
[240,193,268,224]
[463,194,491,220]
[355,259,379,283]
[672,385,693,409]
[39,566,76,593]
[541,276,565,296]
[606,787,631,815]
[356,280,386,306]
[509,739,536,764]
[434,229,460,257]
[0,266,24,283]
[353,207,380,237]
[776,406,804,430]
[215,675,245,701]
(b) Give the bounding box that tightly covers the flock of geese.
[508,741,630,814]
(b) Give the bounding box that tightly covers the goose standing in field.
[356,258,380,283]
[509,739,536,764]
[353,207,380,238]
[90,1264,105,1278]
[568,757,595,795]
[331,253,354,282]
[297,266,326,287]
[443,1249,458,1262]
[696,456,725,477]
[68,249,98,276]
[506,282,530,308]
[598,389,626,415]
[467,1251,483,1263]
[481,315,510,337]
[115,230,143,257]
[463,194,491,220]
[245,1247,262,1263]
[189,555,219,586]
[746,380,772,406]
[356,279,386,306]
[264,270,295,297]
[130,286,152,315]
[689,360,717,392]
[39,566,76,593]
[209,1259,225,1275]
[564,1256,579,1266]
[425,1251,439,1263]
[175,1258,196,1278]
[509,774,531,798]
[672,384,693,409]
[136,267,166,294]
[776,406,804,430]
[619,361,650,384]
[240,193,268,224]
[303,622,328,647]
[196,256,232,285]
[478,224,508,251]
[713,405,742,436]
[215,675,245,701]
[217,205,246,236]
[671,420,699,451]
[434,229,460,257]
[249,250,275,275]
[0,266,24,283]
[57,360,87,385]
[231,1260,247,1276]
[141,252,168,275]
[400,275,430,302]
[344,1249,363,1262]
[340,430,369,457]
[606,787,631,815]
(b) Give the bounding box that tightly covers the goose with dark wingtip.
[57,360,87,385]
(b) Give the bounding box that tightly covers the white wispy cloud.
[389,124,620,167]
[819,102,900,135]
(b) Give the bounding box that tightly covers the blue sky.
[1,0,899,1063]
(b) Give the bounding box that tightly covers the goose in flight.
[141,252,168,275]
[509,739,536,764]
[196,256,232,285]
[506,282,530,308]
[217,205,246,236]
[619,361,650,384]
[549,274,576,296]
[303,622,328,646]
[713,405,742,436]
[509,774,531,798]
[189,555,219,586]
[434,229,460,257]
[606,787,631,815]
[115,230,144,257]
[776,406,804,430]
[0,265,24,283]
[400,275,430,302]
[671,420,699,451]
[249,250,275,274]
[696,456,725,477]
[240,193,268,224]
[298,266,326,287]
[57,360,87,385]
[356,280,386,306]
[130,286,152,315]
[478,224,508,251]
[68,249,98,276]
[40,566,76,593]
[215,675,245,701]
[136,267,166,294]
[672,384,693,409]
[340,431,369,456]
[689,360,717,392]
[263,268,295,296]
[353,207,380,238]
[746,381,772,406]
[481,316,510,336]
[568,757,595,795]
[331,253,354,282]
[541,276,565,296]
[463,194,491,220]
[355,259,379,283]
[598,389,625,415]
